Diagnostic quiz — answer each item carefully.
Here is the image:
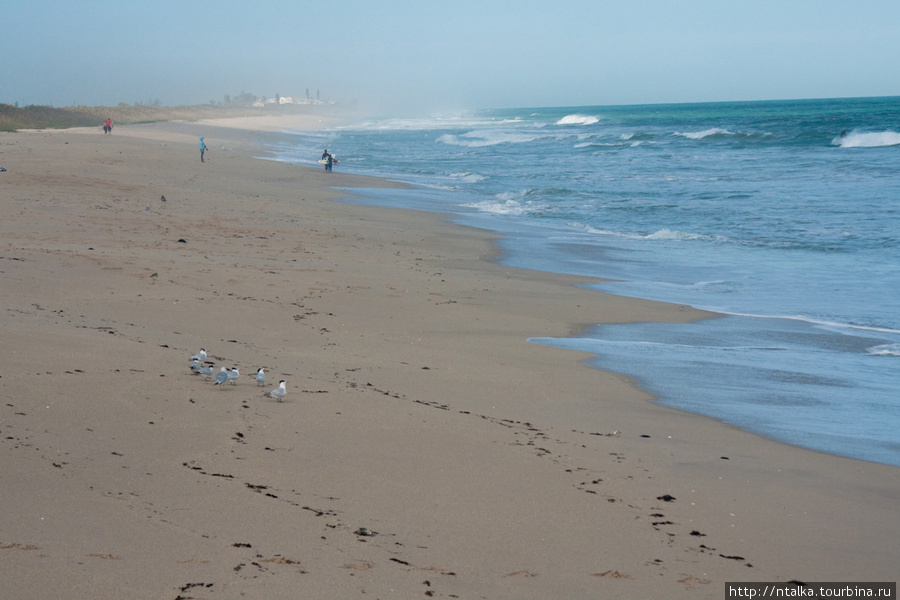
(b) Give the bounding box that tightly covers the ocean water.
[272,97,900,466]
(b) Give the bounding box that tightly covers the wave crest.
[571,223,720,243]
[437,130,540,147]
[645,228,716,241]
[448,171,487,183]
[866,343,900,357]
[834,130,900,148]
[463,191,547,216]
[674,128,734,140]
[556,114,600,126]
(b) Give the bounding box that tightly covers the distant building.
[245,94,332,108]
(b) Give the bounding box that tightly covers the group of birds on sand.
[189,348,288,402]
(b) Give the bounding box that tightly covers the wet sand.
[0,119,897,599]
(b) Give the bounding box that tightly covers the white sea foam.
[463,199,527,216]
[463,191,546,216]
[572,131,651,149]
[556,114,600,126]
[834,130,900,148]
[568,223,720,243]
[674,128,734,140]
[437,130,541,147]
[417,183,461,191]
[644,228,720,242]
[866,343,900,357]
[448,171,487,183]
[708,311,900,337]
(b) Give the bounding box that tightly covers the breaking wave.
[570,223,721,243]
[674,128,734,140]
[833,130,900,148]
[556,114,601,126]
[437,130,541,147]
[463,190,548,216]
[448,171,488,183]
[866,343,900,357]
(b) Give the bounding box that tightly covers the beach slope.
[0,122,897,599]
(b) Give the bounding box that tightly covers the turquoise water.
[273,97,900,465]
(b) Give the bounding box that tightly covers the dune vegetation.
[0,101,317,132]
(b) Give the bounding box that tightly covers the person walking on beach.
[103,118,112,134]
[322,149,333,172]
[200,136,208,163]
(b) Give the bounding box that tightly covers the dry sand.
[1,119,897,599]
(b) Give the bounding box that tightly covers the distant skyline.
[2,0,899,114]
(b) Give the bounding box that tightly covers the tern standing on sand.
[263,380,288,402]
[227,367,240,385]
[256,367,267,386]
[213,367,229,386]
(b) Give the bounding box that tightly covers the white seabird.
[255,367,267,386]
[196,365,214,380]
[190,348,208,362]
[213,367,229,386]
[263,380,288,402]
[227,367,241,386]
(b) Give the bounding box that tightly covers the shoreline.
[1,118,897,598]
[260,119,900,467]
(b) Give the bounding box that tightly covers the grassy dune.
[0,102,321,132]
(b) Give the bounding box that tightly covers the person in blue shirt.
[200,137,208,162]
[322,149,335,172]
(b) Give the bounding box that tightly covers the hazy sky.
[2,0,898,113]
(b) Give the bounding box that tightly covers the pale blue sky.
[2,0,898,113]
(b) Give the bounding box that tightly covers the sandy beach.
[1,117,897,599]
